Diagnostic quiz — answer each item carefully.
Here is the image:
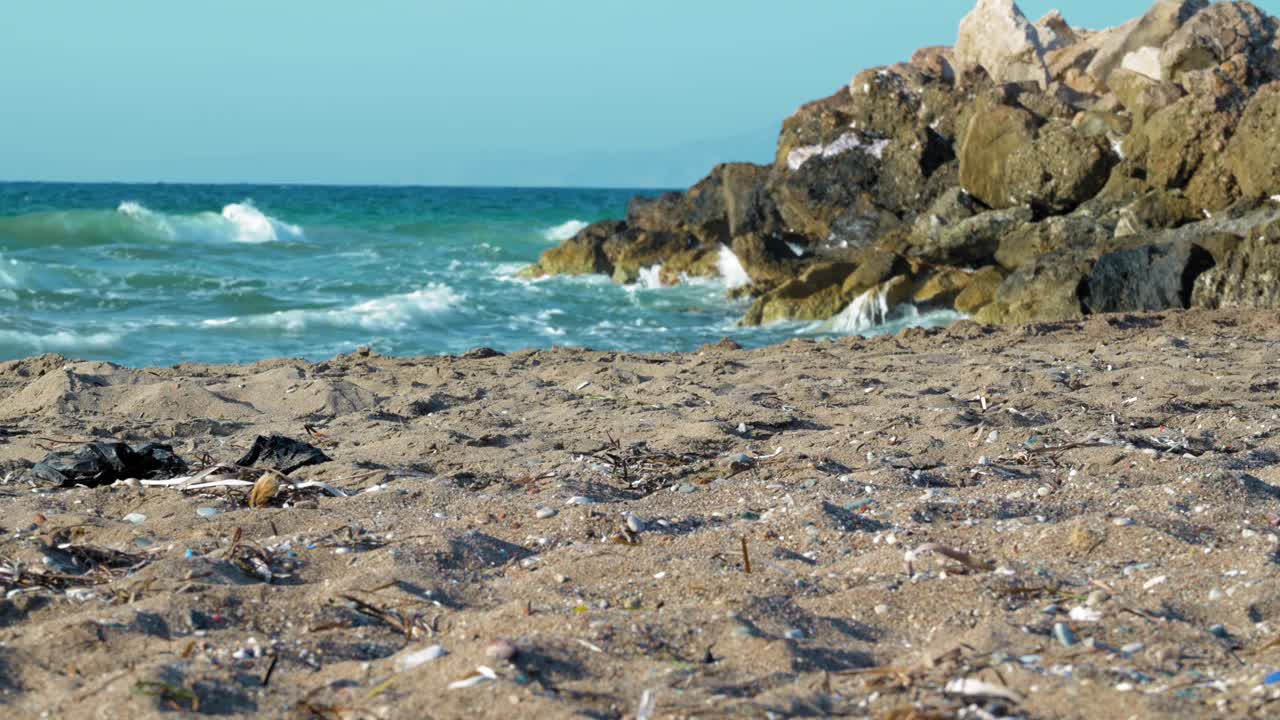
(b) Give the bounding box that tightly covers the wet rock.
[912,205,1034,265]
[532,220,620,276]
[954,266,1007,314]
[743,261,857,325]
[955,0,1049,87]
[1081,240,1216,313]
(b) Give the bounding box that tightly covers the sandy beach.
[0,308,1277,718]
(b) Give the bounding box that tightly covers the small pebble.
[486,639,518,662]
[195,507,220,519]
[565,496,593,506]
[1036,486,1051,498]
[123,513,146,524]
[783,628,805,640]
[535,507,557,519]
[1112,517,1134,527]
[1208,588,1225,601]
[1121,642,1145,655]
[1209,624,1230,639]
[679,484,697,494]
[624,513,645,533]
[1143,575,1168,591]
[873,604,889,616]
[1086,590,1110,606]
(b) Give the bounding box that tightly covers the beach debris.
[535,507,557,519]
[132,680,199,712]
[485,639,518,662]
[195,507,220,519]
[944,678,1024,705]
[394,644,447,672]
[624,513,646,533]
[26,441,187,488]
[448,665,497,690]
[1265,671,1280,685]
[1053,622,1079,647]
[338,592,433,640]
[636,688,658,720]
[904,543,993,575]
[123,513,147,524]
[249,472,281,508]
[235,434,331,474]
[741,537,752,574]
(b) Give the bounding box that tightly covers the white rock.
[955,0,1049,87]
[1120,46,1163,80]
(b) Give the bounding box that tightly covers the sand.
[0,309,1278,718]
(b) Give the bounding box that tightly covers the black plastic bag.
[235,434,331,474]
[30,442,188,488]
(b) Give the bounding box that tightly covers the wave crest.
[543,219,589,242]
[201,284,462,333]
[117,200,304,244]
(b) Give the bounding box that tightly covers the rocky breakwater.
[528,0,1280,328]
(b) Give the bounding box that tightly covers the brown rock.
[954,266,1007,314]
[1225,82,1280,199]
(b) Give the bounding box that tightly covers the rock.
[955,0,1049,87]
[533,220,620,276]
[975,249,1092,324]
[1160,2,1280,85]
[1035,10,1079,52]
[1226,82,1280,199]
[485,639,518,662]
[730,234,798,286]
[913,206,1035,266]
[1193,216,1280,308]
[911,46,956,83]
[959,103,1038,208]
[743,261,858,325]
[1071,110,1132,138]
[535,507,557,519]
[123,513,147,525]
[996,213,1111,270]
[1132,92,1243,210]
[1080,240,1216,313]
[775,88,857,169]
[1085,0,1209,85]
[913,269,973,304]
[772,134,882,239]
[955,266,1007,314]
[1108,68,1185,126]
[603,228,695,281]
[658,245,721,286]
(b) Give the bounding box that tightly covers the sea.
[0,183,960,367]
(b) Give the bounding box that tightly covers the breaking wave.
[0,329,123,353]
[542,219,589,242]
[201,284,463,333]
[0,201,304,248]
[717,245,752,289]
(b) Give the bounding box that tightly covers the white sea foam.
[716,245,752,289]
[201,284,461,332]
[0,329,123,352]
[634,265,664,290]
[220,202,304,243]
[116,200,303,244]
[828,284,901,333]
[543,219,589,242]
[0,258,22,289]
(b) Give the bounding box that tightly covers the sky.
[2,0,1277,188]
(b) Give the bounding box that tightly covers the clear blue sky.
[3,1,1274,187]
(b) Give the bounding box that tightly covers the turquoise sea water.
[0,183,958,367]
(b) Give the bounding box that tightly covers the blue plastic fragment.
[1265,671,1280,685]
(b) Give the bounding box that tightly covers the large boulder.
[955,0,1049,87]
[1160,1,1280,85]
[772,138,882,239]
[1079,240,1216,313]
[775,89,856,170]
[1193,215,1280,308]
[974,249,1092,324]
[911,205,1034,266]
[1132,91,1242,210]
[743,261,858,325]
[954,265,1007,314]
[960,105,1115,212]
[603,229,696,283]
[1108,68,1185,126]
[996,213,1112,270]
[1225,82,1280,199]
[1085,0,1209,84]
